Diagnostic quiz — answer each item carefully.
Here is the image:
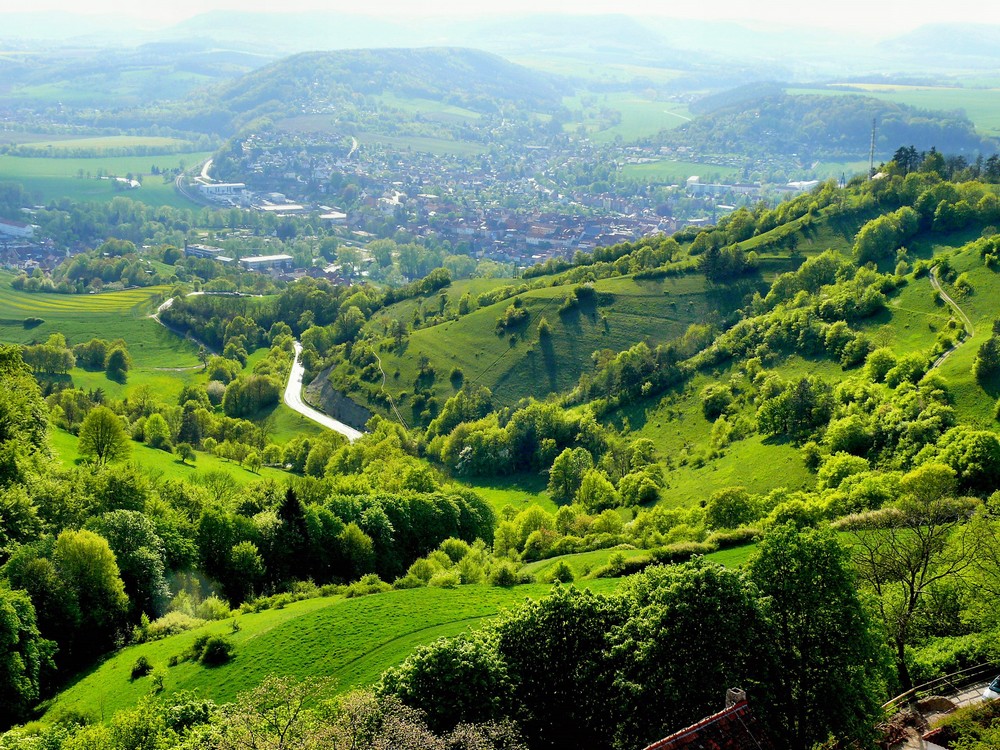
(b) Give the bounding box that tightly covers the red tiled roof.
[642,701,774,750]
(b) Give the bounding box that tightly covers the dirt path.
[929,266,975,370]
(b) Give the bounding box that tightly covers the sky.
[0,0,995,33]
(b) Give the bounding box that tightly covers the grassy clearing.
[43,581,620,723]
[378,93,483,123]
[49,427,291,484]
[0,151,210,207]
[455,474,556,515]
[562,92,693,143]
[520,547,648,580]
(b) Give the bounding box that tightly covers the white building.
[239,254,295,272]
[199,183,247,199]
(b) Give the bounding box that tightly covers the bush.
[22,317,43,329]
[428,570,460,588]
[195,596,231,621]
[198,635,234,666]
[131,655,153,680]
[652,541,718,565]
[489,561,520,587]
[547,561,575,583]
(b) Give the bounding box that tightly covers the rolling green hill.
[44,581,618,723]
[339,271,755,418]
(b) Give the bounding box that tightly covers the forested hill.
[663,92,994,159]
[102,46,565,136]
[214,47,562,121]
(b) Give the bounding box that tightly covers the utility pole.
[869,118,877,180]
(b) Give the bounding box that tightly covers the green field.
[0,277,202,400]
[788,84,1000,137]
[1,135,196,152]
[49,427,292,485]
[563,92,693,143]
[0,151,210,207]
[44,581,619,723]
[378,93,483,124]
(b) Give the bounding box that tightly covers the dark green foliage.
[130,655,153,680]
[748,525,887,749]
[380,635,512,733]
[198,635,234,666]
[0,587,54,726]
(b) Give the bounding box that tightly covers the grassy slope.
[366,272,753,414]
[49,427,292,484]
[44,581,619,723]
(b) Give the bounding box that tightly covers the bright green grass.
[621,158,738,184]
[563,92,694,142]
[0,152,210,207]
[44,581,620,723]
[49,427,292,485]
[787,85,1000,137]
[355,133,486,157]
[455,474,557,515]
[367,272,742,413]
[0,276,200,374]
[520,547,649,580]
[704,542,758,568]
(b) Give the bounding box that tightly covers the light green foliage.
[704,486,759,530]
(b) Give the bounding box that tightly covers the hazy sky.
[0,0,993,32]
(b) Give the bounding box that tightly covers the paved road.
[893,682,994,750]
[284,341,363,442]
[929,266,975,369]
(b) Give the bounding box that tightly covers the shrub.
[652,541,718,565]
[547,561,575,583]
[489,561,520,587]
[428,570,460,588]
[195,596,231,621]
[198,635,234,666]
[22,317,43,329]
[131,655,153,680]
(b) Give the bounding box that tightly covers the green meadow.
[562,92,693,142]
[49,427,292,485]
[44,581,620,723]
[0,277,194,362]
[0,151,210,207]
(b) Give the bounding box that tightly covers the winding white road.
[284,341,363,442]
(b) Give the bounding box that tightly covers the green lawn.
[0,151,210,207]
[43,581,620,723]
[49,428,292,485]
[4,135,196,153]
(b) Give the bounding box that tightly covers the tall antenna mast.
[868,118,877,179]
